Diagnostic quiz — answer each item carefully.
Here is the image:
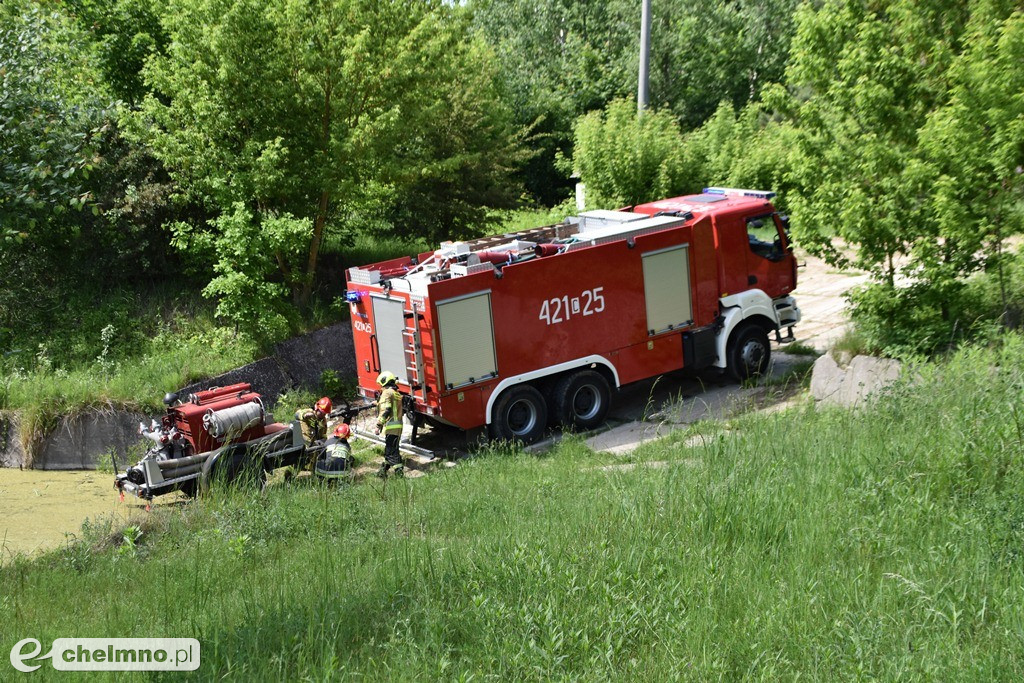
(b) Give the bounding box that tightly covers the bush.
[847,281,991,358]
[847,248,1024,358]
[561,98,692,208]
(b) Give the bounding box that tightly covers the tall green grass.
[4,326,1024,679]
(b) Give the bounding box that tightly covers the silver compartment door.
[436,291,497,388]
[642,244,692,334]
[371,296,409,384]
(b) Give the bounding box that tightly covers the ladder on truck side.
[401,302,428,404]
[351,303,436,458]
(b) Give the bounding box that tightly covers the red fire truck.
[345,187,801,443]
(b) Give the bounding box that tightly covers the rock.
[836,355,902,407]
[32,410,148,470]
[811,354,902,407]
[809,354,845,403]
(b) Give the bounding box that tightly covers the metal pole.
[638,0,651,112]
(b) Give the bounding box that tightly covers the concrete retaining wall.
[2,322,356,470]
[0,413,26,468]
[33,411,149,470]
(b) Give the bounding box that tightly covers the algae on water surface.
[0,469,150,562]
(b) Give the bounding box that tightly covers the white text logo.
[10,638,200,672]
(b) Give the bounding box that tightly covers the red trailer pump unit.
[346,188,801,443]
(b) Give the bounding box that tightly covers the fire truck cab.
[346,187,800,443]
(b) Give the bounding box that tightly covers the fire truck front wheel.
[727,323,771,381]
[553,370,611,431]
[489,385,548,444]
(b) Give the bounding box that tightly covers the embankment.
[1,322,356,470]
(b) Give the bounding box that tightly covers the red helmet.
[333,423,351,439]
[315,397,332,415]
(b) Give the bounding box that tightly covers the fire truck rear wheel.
[490,385,548,444]
[727,324,771,381]
[553,370,611,431]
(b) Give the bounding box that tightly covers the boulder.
[811,354,902,407]
[809,354,845,403]
[836,355,902,406]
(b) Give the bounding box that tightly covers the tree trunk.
[299,67,333,308]
[300,191,329,307]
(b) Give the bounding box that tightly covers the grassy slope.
[3,338,1024,680]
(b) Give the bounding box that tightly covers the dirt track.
[790,249,868,350]
[0,248,866,562]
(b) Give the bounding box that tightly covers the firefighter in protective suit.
[315,423,353,481]
[375,371,404,478]
[294,396,331,472]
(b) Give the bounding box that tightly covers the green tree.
[471,0,801,204]
[781,0,968,281]
[0,3,110,243]
[680,98,800,202]
[179,204,309,340]
[470,0,638,204]
[651,0,800,128]
[138,0,526,314]
[379,41,530,244]
[66,0,168,107]
[772,0,1024,353]
[0,2,116,348]
[919,5,1024,325]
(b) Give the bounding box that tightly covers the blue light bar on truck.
[703,187,776,200]
[345,290,363,303]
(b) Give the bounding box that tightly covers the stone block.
[836,355,902,407]
[809,354,845,404]
[811,354,902,407]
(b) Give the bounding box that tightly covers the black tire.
[727,323,771,381]
[552,370,612,431]
[489,385,548,444]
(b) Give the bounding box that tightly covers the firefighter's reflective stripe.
[315,438,352,479]
[377,387,404,435]
[325,441,351,460]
